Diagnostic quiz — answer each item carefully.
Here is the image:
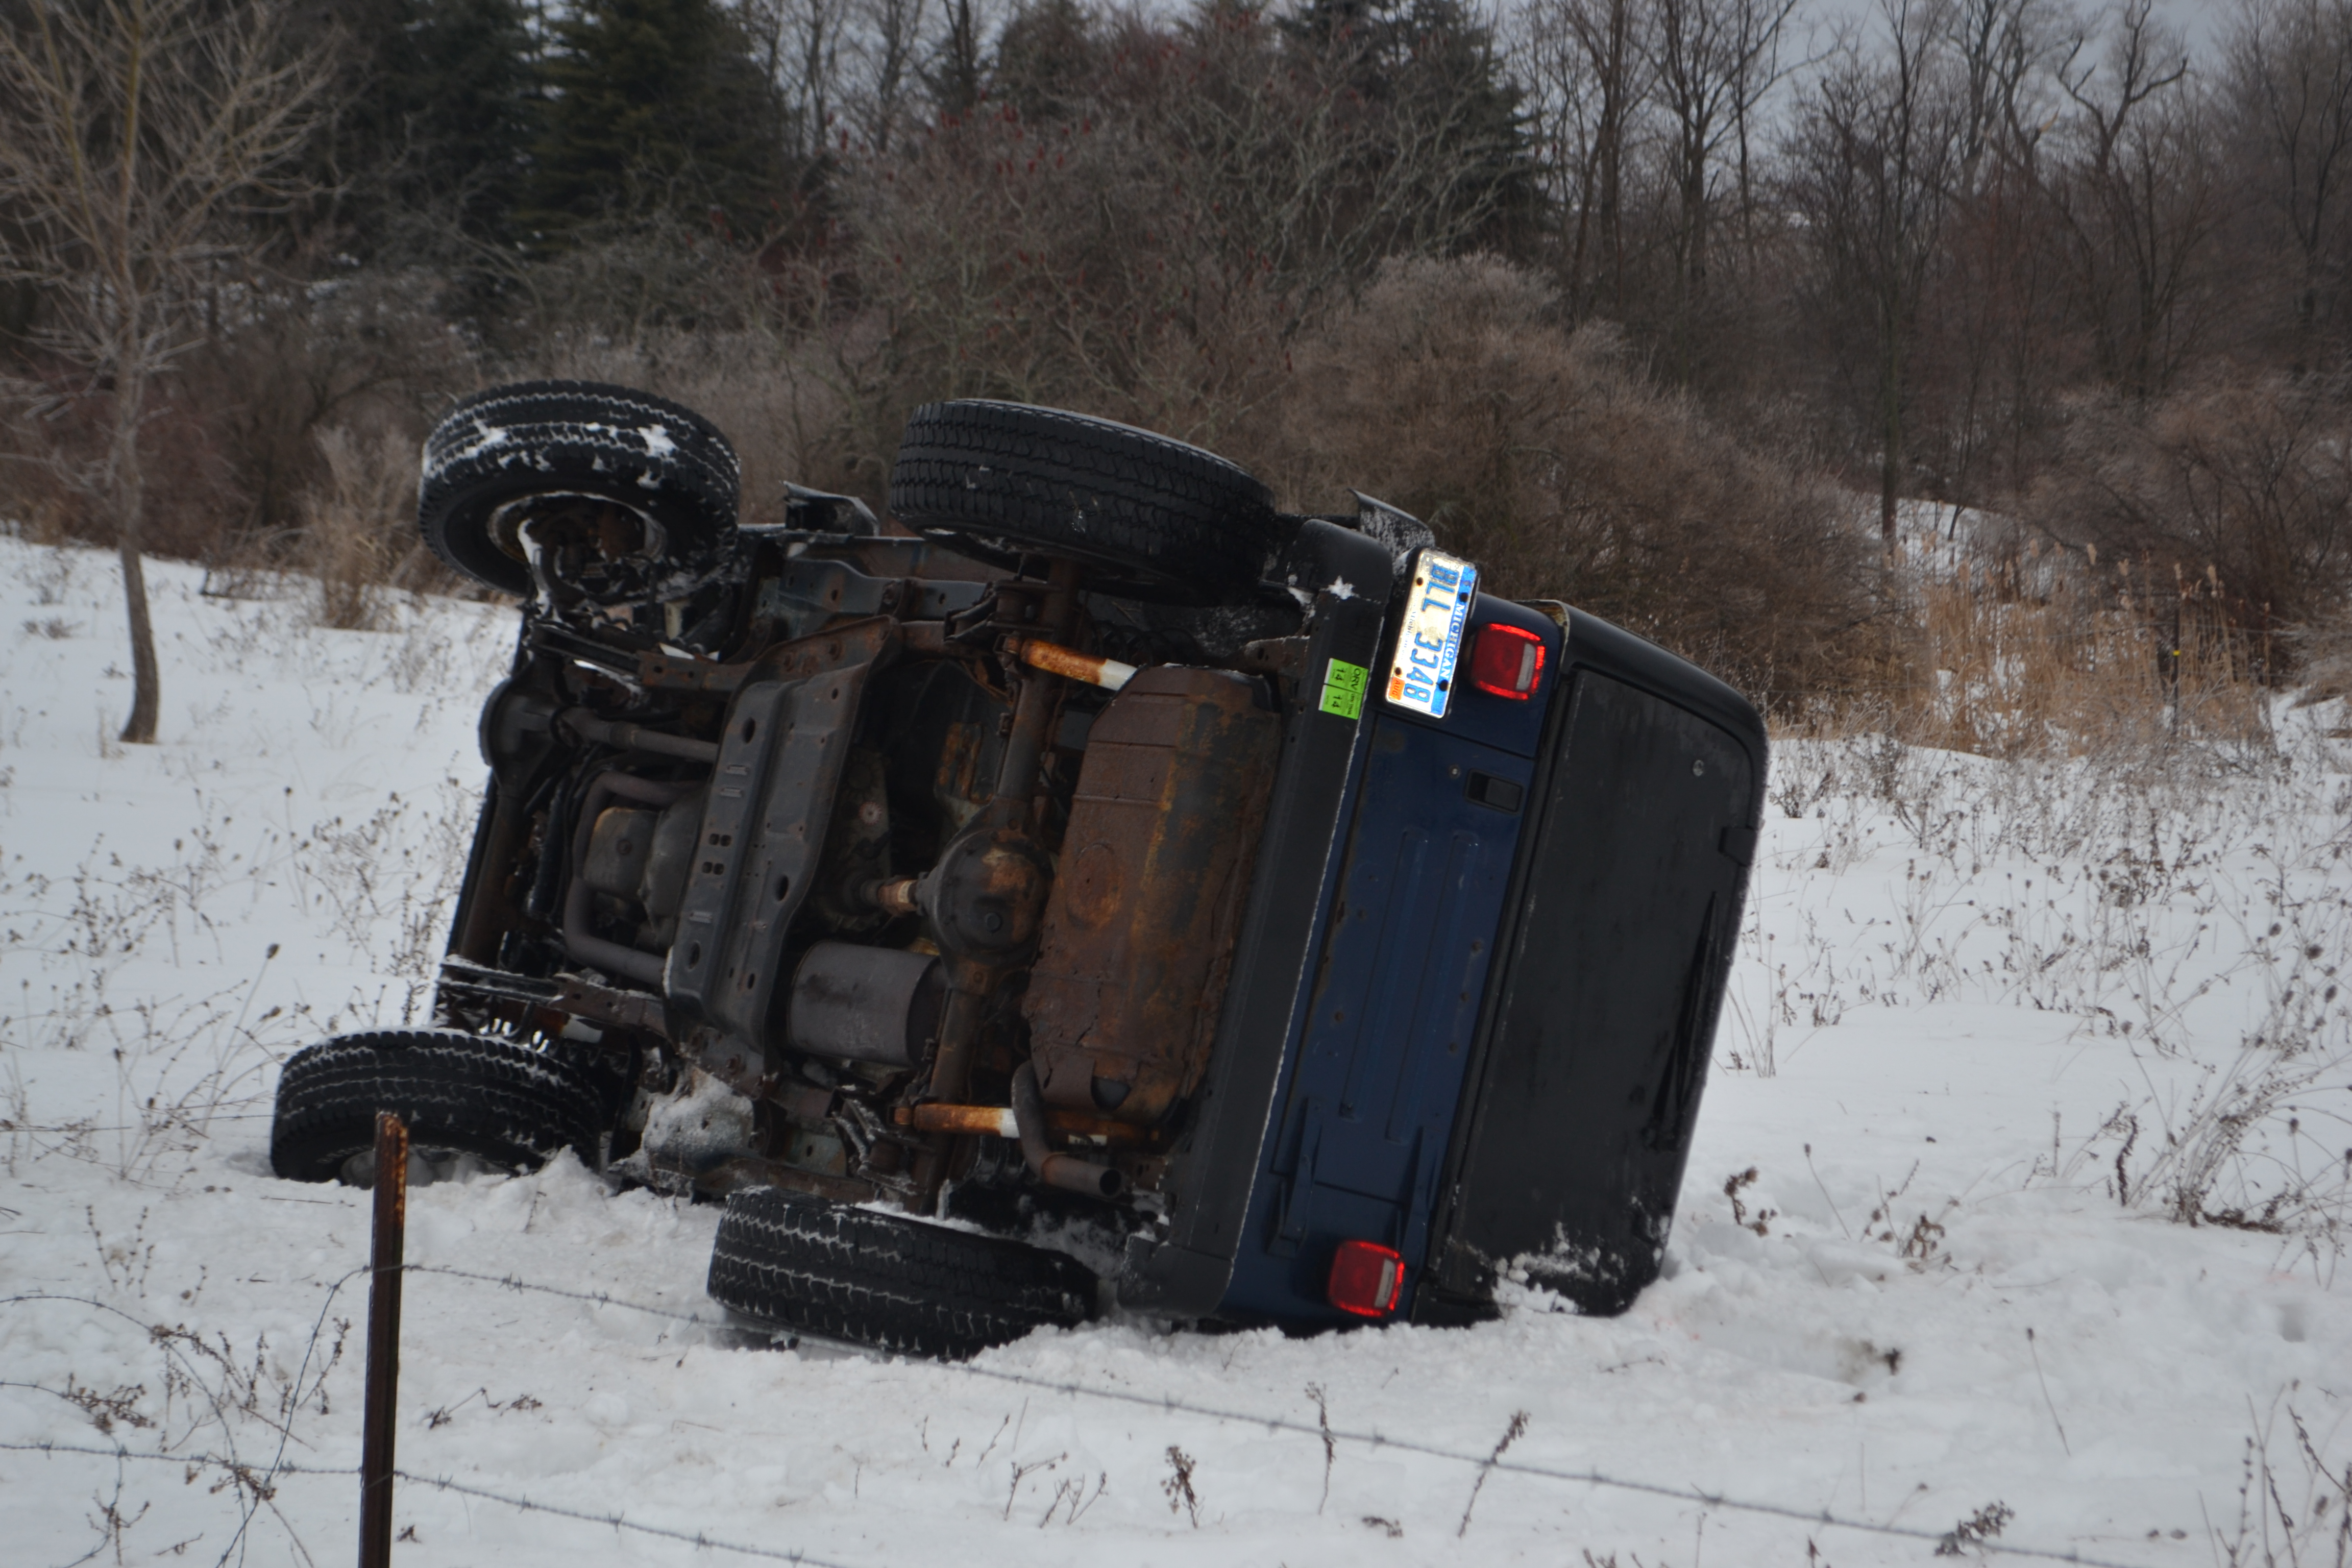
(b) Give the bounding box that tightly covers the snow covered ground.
[4,533,2349,1568]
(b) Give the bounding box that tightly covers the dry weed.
[2211,1394,2352,1568]
[1875,538,2273,760]
[301,424,428,631]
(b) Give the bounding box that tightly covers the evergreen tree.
[1281,0,1538,256]
[529,0,794,241]
[334,0,541,254]
[924,0,988,118]
[991,0,1101,122]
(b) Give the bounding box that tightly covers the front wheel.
[707,1187,1097,1359]
[269,1030,607,1183]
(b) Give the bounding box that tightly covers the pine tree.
[1282,0,1538,256]
[991,0,1101,122]
[528,0,793,240]
[335,0,541,253]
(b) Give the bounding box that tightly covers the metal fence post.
[358,1111,408,1568]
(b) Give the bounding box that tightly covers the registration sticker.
[1319,658,1368,720]
[1385,550,1478,718]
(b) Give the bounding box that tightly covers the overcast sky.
[1802,0,2226,57]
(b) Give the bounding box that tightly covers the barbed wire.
[0,1438,350,1480]
[0,1288,327,1568]
[407,1261,2159,1568]
[393,1467,865,1568]
[1,1254,2173,1566]
[0,1440,863,1568]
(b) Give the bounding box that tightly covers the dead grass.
[1862,541,2278,761]
[9,246,2338,748]
[301,424,431,631]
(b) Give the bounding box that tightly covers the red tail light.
[1469,623,1545,700]
[1327,1239,1405,1318]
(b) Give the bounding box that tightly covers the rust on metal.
[922,561,1082,1119]
[1012,638,1137,691]
[740,616,899,685]
[358,1110,409,1568]
[916,826,1054,964]
[1022,667,1281,1124]
[909,1102,1020,1137]
[1011,1060,1125,1197]
[903,1102,1150,1144]
[861,875,921,917]
[639,650,751,693]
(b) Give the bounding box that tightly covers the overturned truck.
[269,383,1765,1357]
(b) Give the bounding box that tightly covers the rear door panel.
[1219,716,1529,1322]
[1418,646,1763,1319]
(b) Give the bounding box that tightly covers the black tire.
[270,1030,606,1183]
[707,1187,1097,1360]
[419,380,740,597]
[890,400,1280,603]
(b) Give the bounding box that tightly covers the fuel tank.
[1023,666,1280,1124]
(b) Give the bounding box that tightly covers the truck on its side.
[268,383,1764,1356]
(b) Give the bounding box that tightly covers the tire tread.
[419,380,739,596]
[889,400,1276,599]
[707,1188,1095,1359]
[270,1030,603,1182]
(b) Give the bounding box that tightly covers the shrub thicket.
[4,0,2345,742]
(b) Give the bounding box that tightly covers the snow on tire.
[418,380,740,597]
[707,1187,1097,1360]
[269,1030,605,1183]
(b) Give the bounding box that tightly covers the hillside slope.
[3,536,2347,1567]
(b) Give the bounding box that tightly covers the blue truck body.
[1118,520,1764,1326]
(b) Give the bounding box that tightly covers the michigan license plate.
[1386,550,1478,718]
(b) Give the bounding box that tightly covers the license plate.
[1386,550,1478,718]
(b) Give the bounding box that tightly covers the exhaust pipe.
[1011,1061,1124,1200]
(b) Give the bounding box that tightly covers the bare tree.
[2044,1,2219,398]
[2221,0,2352,370]
[1514,0,1649,322]
[0,0,325,744]
[926,0,988,115]
[1642,0,1801,379]
[1785,0,1968,541]
[1937,0,2067,499]
[850,0,932,151]
[742,0,855,159]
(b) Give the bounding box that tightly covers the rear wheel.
[270,1030,606,1183]
[890,400,1280,603]
[707,1187,1097,1359]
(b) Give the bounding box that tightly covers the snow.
[4,532,2350,1567]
